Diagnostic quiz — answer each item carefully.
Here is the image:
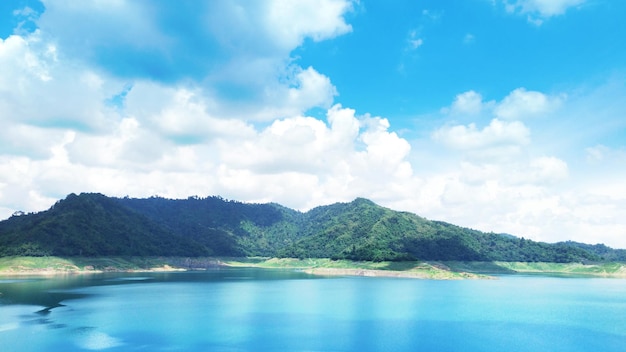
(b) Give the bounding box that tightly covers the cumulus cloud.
[442,88,563,120]
[36,0,353,81]
[0,0,358,215]
[523,156,569,184]
[0,33,133,136]
[433,118,530,159]
[420,85,619,244]
[258,66,338,120]
[434,87,566,162]
[126,84,257,142]
[494,88,564,120]
[0,102,418,216]
[218,105,413,199]
[21,0,348,124]
[264,0,354,47]
[447,90,486,115]
[0,19,418,218]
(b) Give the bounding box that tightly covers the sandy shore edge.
[0,265,186,276]
[303,267,488,280]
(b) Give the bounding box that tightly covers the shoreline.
[1,257,625,279]
[0,266,487,280]
[0,265,187,277]
[0,257,485,279]
[302,267,489,280]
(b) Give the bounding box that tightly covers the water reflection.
[0,269,312,311]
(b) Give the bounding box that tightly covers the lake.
[1,269,625,351]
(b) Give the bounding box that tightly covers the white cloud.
[405,28,425,51]
[0,34,50,89]
[262,66,338,120]
[0,94,419,223]
[264,0,354,48]
[218,104,412,190]
[524,156,569,184]
[448,90,486,115]
[433,118,530,155]
[0,1,356,217]
[37,1,353,78]
[27,1,349,124]
[585,145,626,163]
[422,81,626,247]
[503,0,585,24]
[505,0,585,17]
[0,33,124,136]
[128,85,257,141]
[442,88,563,120]
[408,38,424,50]
[494,88,564,120]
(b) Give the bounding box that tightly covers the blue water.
[1,269,625,351]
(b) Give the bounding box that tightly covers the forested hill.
[0,193,208,257]
[1,193,624,262]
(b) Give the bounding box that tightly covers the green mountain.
[0,193,208,257]
[0,193,621,263]
[116,196,304,256]
[558,241,626,261]
[277,198,600,262]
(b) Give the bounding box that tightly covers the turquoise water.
[1,269,625,351]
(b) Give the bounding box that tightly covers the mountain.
[277,198,600,262]
[0,193,208,257]
[558,241,626,261]
[0,193,622,262]
[116,196,304,256]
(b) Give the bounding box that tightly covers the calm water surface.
[1,269,625,351]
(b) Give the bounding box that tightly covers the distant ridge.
[1,193,624,262]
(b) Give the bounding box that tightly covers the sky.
[1,0,626,247]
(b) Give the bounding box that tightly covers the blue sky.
[1,0,626,247]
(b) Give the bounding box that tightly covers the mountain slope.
[0,193,209,256]
[116,196,305,256]
[559,241,626,261]
[0,193,621,262]
[278,198,600,262]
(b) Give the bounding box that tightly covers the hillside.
[0,193,208,257]
[277,198,600,262]
[0,193,622,262]
[116,196,304,256]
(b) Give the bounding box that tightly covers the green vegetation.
[116,195,304,256]
[276,198,604,263]
[0,194,208,257]
[222,258,487,279]
[1,193,624,264]
[1,256,625,278]
[492,261,626,276]
[0,256,186,273]
[0,256,80,272]
[219,258,626,278]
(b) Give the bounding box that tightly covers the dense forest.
[0,193,624,262]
